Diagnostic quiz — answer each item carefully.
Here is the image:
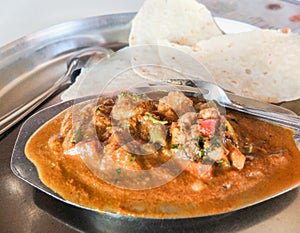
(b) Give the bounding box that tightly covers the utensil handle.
[0,47,111,135]
[167,79,300,133]
[230,103,300,133]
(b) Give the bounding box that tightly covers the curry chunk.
[229,147,246,170]
[157,91,194,121]
[59,91,249,181]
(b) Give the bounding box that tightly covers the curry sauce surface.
[25,107,300,218]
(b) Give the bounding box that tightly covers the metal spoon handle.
[229,103,300,132]
[0,46,111,135]
[168,78,300,133]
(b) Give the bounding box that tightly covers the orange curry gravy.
[25,93,300,218]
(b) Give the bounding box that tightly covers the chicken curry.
[25,91,300,218]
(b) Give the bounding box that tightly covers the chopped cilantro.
[147,115,168,125]
[242,143,253,154]
[216,160,231,167]
[117,91,129,99]
[120,123,131,128]
[71,128,81,143]
[210,136,221,148]
[117,91,140,101]
[216,159,225,164]
[116,168,121,174]
[170,144,179,149]
[129,155,136,162]
[95,105,104,112]
[205,146,213,153]
[230,118,239,124]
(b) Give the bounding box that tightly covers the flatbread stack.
[129,0,223,46]
[129,0,300,103]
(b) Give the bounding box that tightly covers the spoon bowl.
[0,47,111,135]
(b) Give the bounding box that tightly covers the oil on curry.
[25,91,300,218]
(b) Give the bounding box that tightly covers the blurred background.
[0,0,299,47]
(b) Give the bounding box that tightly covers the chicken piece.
[170,112,198,145]
[60,103,96,150]
[95,97,115,115]
[158,91,194,120]
[178,112,198,130]
[185,162,213,180]
[228,147,246,170]
[104,141,142,170]
[134,100,157,116]
[199,107,220,119]
[111,93,137,121]
[94,115,112,142]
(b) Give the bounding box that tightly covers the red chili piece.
[199,119,217,137]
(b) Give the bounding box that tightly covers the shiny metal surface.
[0,47,111,135]
[11,87,300,218]
[1,13,300,233]
[0,13,130,136]
[169,79,300,133]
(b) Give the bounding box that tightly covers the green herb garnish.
[120,123,131,128]
[116,168,122,174]
[71,128,81,143]
[147,115,168,125]
[230,118,239,124]
[210,136,221,148]
[129,155,136,162]
[242,143,253,154]
[117,91,129,99]
[216,159,225,164]
[170,144,179,149]
[95,105,105,112]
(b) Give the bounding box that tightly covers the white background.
[0,0,145,47]
[1,0,299,48]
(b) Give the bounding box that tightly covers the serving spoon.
[0,47,112,135]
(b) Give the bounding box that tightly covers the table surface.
[1,0,300,232]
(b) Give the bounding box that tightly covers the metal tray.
[0,13,131,130]
[1,13,300,233]
[11,86,300,213]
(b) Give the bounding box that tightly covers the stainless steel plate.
[10,89,300,231]
[3,12,300,232]
[0,13,131,133]
[11,88,300,212]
